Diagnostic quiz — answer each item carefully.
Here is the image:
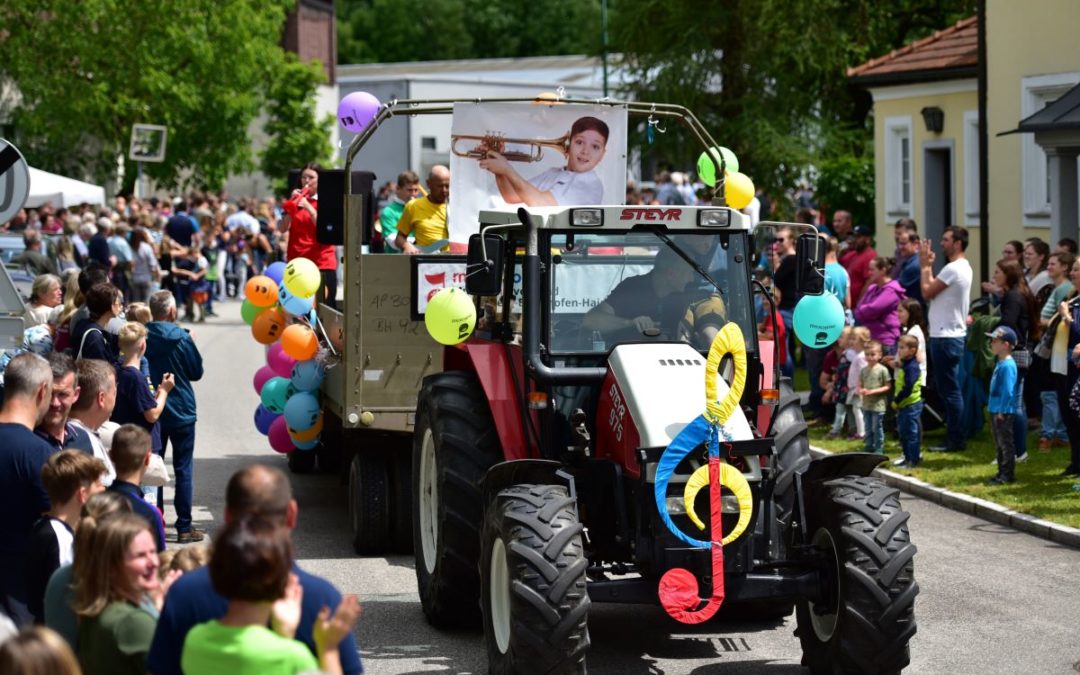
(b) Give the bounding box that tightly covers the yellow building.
[849,0,1080,286]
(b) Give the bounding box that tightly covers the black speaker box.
[314,169,376,246]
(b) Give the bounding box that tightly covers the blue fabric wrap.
[653,414,719,549]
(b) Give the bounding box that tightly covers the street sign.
[129,124,167,163]
[0,139,30,225]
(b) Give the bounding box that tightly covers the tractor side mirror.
[465,233,505,296]
[795,233,825,296]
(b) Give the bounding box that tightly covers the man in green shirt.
[379,170,421,253]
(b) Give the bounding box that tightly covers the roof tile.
[848,16,977,80]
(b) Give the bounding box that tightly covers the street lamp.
[921,106,944,134]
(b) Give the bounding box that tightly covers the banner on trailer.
[448,102,628,246]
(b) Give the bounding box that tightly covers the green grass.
[808,422,1080,529]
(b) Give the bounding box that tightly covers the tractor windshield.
[546,231,756,354]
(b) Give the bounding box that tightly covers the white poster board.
[129,124,168,163]
[448,103,627,246]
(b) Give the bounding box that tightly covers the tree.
[0,0,296,191]
[260,55,336,197]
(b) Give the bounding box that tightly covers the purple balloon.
[253,365,276,395]
[268,415,295,454]
[254,404,280,436]
[265,261,286,286]
[338,91,381,133]
[267,342,296,378]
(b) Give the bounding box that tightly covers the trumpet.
[451,132,571,163]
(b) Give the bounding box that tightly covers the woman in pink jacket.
[854,256,907,355]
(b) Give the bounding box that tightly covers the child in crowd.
[986,326,1019,485]
[892,335,924,468]
[845,327,872,440]
[824,327,853,439]
[858,339,892,453]
[169,543,211,573]
[107,424,168,551]
[897,298,927,383]
[171,246,209,322]
[26,451,107,624]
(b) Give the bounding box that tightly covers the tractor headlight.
[571,208,603,227]
[698,209,731,227]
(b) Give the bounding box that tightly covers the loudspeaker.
[315,169,376,246]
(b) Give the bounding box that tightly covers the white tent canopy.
[25,167,106,208]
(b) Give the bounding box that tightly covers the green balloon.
[241,300,261,326]
[697,146,739,187]
[260,377,291,414]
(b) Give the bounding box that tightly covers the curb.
[809,445,1080,550]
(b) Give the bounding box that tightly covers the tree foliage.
[0,0,300,191]
[260,54,336,197]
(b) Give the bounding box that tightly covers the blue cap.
[985,325,1017,346]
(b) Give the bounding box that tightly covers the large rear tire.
[413,372,502,628]
[348,451,391,555]
[796,476,919,674]
[481,484,590,674]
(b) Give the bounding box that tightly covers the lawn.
[807,420,1080,529]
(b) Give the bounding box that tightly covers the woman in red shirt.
[280,164,338,308]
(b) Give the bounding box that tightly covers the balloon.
[308,307,318,327]
[240,300,261,326]
[723,170,755,209]
[254,404,280,436]
[251,307,287,345]
[291,437,319,451]
[337,91,381,134]
[253,365,276,395]
[267,343,297,378]
[268,415,295,454]
[283,392,321,432]
[289,413,324,441]
[260,376,291,414]
[278,281,314,317]
[264,261,287,286]
[291,359,325,392]
[533,91,562,104]
[696,147,739,187]
[793,292,845,348]
[424,288,476,346]
[283,258,321,298]
[281,324,318,361]
[244,275,278,308]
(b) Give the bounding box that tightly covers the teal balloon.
[283,392,321,431]
[697,146,739,187]
[260,377,291,414]
[793,293,845,348]
[291,359,325,392]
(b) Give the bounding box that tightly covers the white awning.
[25,167,106,208]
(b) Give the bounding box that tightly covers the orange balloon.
[245,275,279,308]
[289,413,324,442]
[533,91,562,104]
[251,307,287,345]
[281,324,318,360]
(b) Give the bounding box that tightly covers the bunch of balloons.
[696,146,755,210]
[246,258,327,454]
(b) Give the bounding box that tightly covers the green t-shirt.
[78,601,157,675]
[181,621,319,675]
[1041,280,1073,320]
[859,362,892,413]
[379,199,406,247]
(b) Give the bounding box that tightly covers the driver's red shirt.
[286,197,337,270]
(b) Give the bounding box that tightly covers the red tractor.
[408,102,919,674]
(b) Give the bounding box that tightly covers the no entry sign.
[0,139,30,225]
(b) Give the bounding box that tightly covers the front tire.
[481,484,590,674]
[348,451,391,554]
[413,373,502,628]
[796,476,919,674]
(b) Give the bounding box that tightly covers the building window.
[421,136,437,150]
[885,116,913,217]
[1021,72,1080,224]
[963,110,979,224]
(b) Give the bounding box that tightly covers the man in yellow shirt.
[396,165,450,254]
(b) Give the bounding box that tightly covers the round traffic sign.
[0,139,30,226]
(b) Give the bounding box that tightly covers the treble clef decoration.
[652,322,748,624]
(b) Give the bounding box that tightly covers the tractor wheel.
[796,476,918,675]
[481,484,590,674]
[287,447,317,474]
[390,441,413,554]
[348,450,391,555]
[413,372,502,628]
[772,378,811,522]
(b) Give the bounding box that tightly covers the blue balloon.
[278,281,314,317]
[792,292,845,348]
[254,404,280,436]
[265,261,286,286]
[291,359,325,392]
[283,392,321,432]
[293,437,319,451]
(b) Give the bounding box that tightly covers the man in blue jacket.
[146,290,205,543]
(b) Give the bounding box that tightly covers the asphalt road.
[178,300,1080,675]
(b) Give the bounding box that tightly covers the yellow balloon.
[723,170,755,210]
[283,258,321,298]
[424,288,476,346]
[683,463,754,545]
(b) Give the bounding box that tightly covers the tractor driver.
[583,247,695,343]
